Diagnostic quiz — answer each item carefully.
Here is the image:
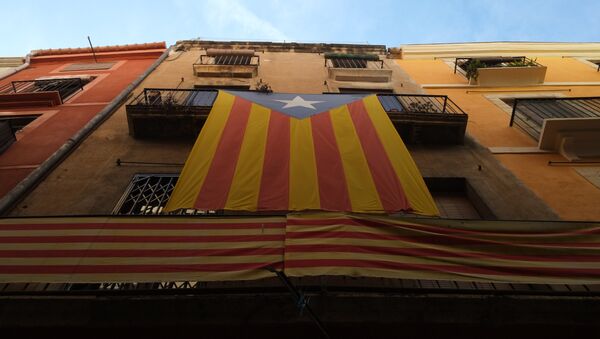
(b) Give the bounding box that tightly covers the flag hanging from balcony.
[164,90,438,215]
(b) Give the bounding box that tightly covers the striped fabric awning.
[164,90,438,215]
[1,214,600,284]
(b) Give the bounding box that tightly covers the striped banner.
[164,90,438,215]
[284,213,600,284]
[0,216,286,283]
[1,214,599,284]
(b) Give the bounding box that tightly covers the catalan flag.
[0,216,286,283]
[1,214,600,284]
[285,213,600,284]
[164,90,438,215]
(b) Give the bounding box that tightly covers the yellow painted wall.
[396,57,600,221]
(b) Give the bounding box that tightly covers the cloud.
[173,0,288,41]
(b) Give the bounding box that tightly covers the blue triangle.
[225,90,368,119]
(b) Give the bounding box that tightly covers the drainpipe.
[0,46,173,216]
[0,53,32,81]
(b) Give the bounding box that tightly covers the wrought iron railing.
[0,78,86,101]
[127,88,218,107]
[378,94,467,116]
[509,96,600,140]
[195,54,260,66]
[325,58,385,69]
[454,56,543,78]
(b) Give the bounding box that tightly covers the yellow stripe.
[284,267,600,285]
[362,95,439,216]
[0,241,283,251]
[164,91,235,211]
[289,118,320,210]
[0,255,283,266]
[329,105,383,212]
[0,228,285,237]
[285,252,600,269]
[225,104,271,210]
[0,270,276,283]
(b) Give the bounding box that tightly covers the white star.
[275,96,324,110]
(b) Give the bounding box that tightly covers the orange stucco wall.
[396,57,600,221]
[0,46,165,198]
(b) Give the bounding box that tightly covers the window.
[214,55,252,65]
[424,177,494,220]
[332,58,367,68]
[324,53,383,69]
[0,114,40,134]
[113,174,214,215]
[0,121,15,154]
[62,62,115,71]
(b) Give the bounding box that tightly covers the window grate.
[331,58,368,68]
[113,174,214,215]
[214,55,252,65]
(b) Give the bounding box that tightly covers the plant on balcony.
[408,101,438,113]
[505,58,539,67]
[464,59,486,81]
[255,79,273,93]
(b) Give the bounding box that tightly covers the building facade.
[0,42,166,202]
[1,40,599,338]
[6,40,556,220]
[394,42,600,220]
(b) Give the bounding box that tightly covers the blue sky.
[3,0,600,55]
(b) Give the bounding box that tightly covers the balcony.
[125,88,217,138]
[379,94,468,144]
[455,57,547,86]
[193,49,259,79]
[0,78,86,108]
[127,89,467,143]
[509,96,600,160]
[325,53,392,83]
[377,94,468,144]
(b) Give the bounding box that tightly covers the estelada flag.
[164,90,438,215]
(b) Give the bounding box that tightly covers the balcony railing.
[193,49,259,78]
[379,94,468,144]
[0,78,85,103]
[454,57,546,86]
[126,88,218,138]
[126,89,468,143]
[454,57,543,77]
[127,88,218,108]
[509,96,600,140]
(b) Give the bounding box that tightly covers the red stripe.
[284,259,600,278]
[0,222,286,231]
[285,244,600,262]
[310,112,351,211]
[195,96,252,210]
[285,231,600,248]
[0,262,284,274]
[257,111,290,210]
[0,234,284,243]
[0,248,283,258]
[347,100,411,212]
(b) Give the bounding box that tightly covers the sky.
[3,0,600,55]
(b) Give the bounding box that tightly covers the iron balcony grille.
[127,88,218,108]
[509,96,600,140]
[127,89,466,117]
[324,53,384,69]
[0,78,88,102]
[454,56,543,78]
[196,54,260,66]
[112,174,215,216]
[378,94,467,116]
